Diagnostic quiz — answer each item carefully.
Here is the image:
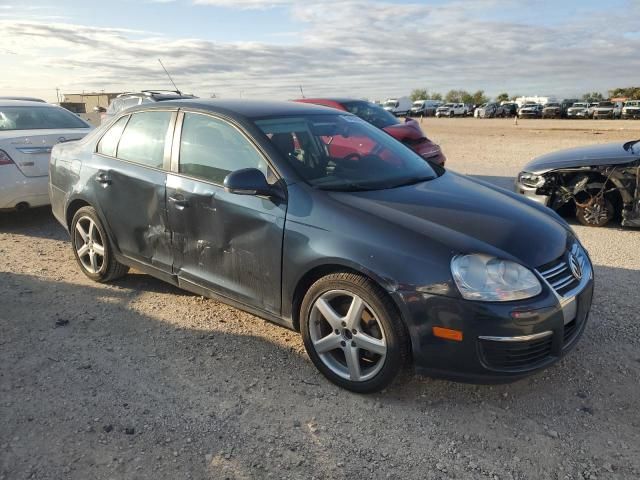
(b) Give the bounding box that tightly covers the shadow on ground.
[1,266,639,479]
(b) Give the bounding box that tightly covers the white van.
[409,100,441,117]
[382,97,412,116]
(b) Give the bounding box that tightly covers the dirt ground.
[1,118,639,480]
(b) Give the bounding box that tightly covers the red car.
[295,98,446,166]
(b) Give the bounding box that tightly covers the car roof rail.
[140,89,182,95]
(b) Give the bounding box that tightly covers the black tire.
[70,206,129,282]
[575,197,615,227]
[300,272,409,393]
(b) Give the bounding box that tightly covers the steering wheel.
[341,152,362,162]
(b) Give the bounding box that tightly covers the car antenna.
[299,85,305,98]
[158,58,181,95]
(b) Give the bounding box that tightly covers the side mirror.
[224,168,279,198]
[93,106,106,113]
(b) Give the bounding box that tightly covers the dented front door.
[166,174,286,315]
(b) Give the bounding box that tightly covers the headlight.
[517,171,545,188]
[451,254,542,302]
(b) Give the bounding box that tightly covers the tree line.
[410,87,640,104]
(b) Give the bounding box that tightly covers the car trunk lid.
[0,129,89,177]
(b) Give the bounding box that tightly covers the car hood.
[522,142,639,173]
[330,172,569,268]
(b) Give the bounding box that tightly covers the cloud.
[1,0,640,101]
[193,0,298,9]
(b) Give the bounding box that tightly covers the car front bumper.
[567,111,588,118]
[622,111,640,119]
[514,180,550,205]
[396,258,593,383]
[593,111,615,119]
[0,165,50,210]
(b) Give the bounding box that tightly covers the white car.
[0,100,92,211]
[435,103,467,117]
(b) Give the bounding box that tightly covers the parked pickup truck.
[622,100,640,119]
[566,102,590,118]
[518,103,542,118]
[592,101,623,119]
[435,103,467,117]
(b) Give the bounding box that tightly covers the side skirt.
[115,253,296,331]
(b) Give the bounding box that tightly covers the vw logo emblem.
[569,253,582,280]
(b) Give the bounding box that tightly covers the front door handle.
[168,194,189,209]
[96,172,111,186]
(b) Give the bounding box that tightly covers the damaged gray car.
[515,140,640,227]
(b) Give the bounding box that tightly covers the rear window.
[341,101,398,129]
[0,106,89,130]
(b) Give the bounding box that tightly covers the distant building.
[61,92,122,126]
[62,92,121,111]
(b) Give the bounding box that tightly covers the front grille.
[537,255,580,296]
[480,335,553,371]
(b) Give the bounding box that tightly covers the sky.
[1,0,639,102]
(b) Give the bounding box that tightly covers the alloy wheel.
[73,216,105,274]
[308,290,387,382]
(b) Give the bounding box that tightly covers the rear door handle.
[96,172,111,186]
[168,194,189,209]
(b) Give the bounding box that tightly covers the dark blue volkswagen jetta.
[49,100,593,392]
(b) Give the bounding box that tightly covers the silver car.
[0,100,92,211]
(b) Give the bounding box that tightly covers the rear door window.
[116,111,172,169]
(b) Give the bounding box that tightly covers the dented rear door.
[91,110,175,272]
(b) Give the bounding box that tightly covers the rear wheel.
[71,206,129,282]
[300,272,409,393]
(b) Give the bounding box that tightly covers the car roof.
[130,99,344,119]
[299,97,371,105]
[0,96,47,103]
[0,99,56,107]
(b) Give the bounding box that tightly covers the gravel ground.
[1,118,639,480]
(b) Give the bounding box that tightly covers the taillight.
[0,149,15,166]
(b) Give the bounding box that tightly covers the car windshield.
[412,101,424,107]
[627,101,640,107]
[0,106,89,130]
[341,100,399,129]
[383,100,397,107]
[546,103,560,107]
[255,114,438,192]
[573,103,587,108]
[598,102,614,107]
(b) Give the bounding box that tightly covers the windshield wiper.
[316,182,378,192]
[387,175,435,189]
[623,139,640,153]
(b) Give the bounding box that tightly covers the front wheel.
[71,206,129,282]
[300,273,409,393]
[576,196,615,227]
